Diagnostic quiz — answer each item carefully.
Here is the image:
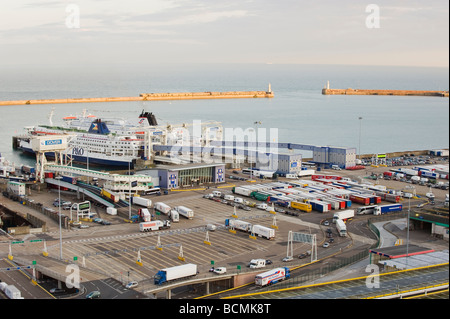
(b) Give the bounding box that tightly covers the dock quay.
[0,89,274,106]
[322,88,449,97]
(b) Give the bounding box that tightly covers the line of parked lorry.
[136,202,196,232]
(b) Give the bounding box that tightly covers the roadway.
[217,264,449,299]
[1,168,448,299]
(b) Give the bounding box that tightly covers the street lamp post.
[55,176,63,260]
[358,117,363,161]
[404,185,415,270]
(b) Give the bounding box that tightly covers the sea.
[0,63,448,167]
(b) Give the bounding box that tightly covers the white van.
[331,165,342,170]
[234,197,244,204]
[224,195,235,201]
[256,203,268,210]
[212,191,222,197]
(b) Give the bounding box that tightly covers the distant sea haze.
[0,63,448,166]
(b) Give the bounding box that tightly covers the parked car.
[298,253,307,259]
[49,288,65,294]
[323,242,330,248]
[265,259,273,265]
[86,291,101,299]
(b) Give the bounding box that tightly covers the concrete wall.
[0,91,274,106]
[322,88,449,97]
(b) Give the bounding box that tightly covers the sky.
[0,0,448,67]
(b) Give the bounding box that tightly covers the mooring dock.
[321,81,449,97]
[0,88,274,106]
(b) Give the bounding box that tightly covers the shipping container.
[349,194,370,206]
[290,201,312,213]
[309,200,329,213]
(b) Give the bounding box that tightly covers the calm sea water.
[0,63,448,166]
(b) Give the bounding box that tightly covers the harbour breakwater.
[0,90,274,106]
[322,88,449,97]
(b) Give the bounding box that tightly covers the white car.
[125,281,138,289]
[213,267,227,275]
[282,256,294,262]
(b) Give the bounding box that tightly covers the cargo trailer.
[251,225,275,240]
[154,264,197,285]
[333,210,354,223]
[309,200,330,213]
[132,196,152,208]
[154,202,171,215]
[374,204,402,215]
[290,201,312,213]
[225,219,252,232]
[175,206,194,219]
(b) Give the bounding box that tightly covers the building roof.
[369,244,435,259]
[378,250,449,270]
[154,163,225,172]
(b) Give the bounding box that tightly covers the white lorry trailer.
[169,210,180,222]
[132,196,152,208]
[336,219,347,237]
[154,202,171,215]
[225,219,252,232]
[138,208,152,222]
[333,210,354,223]
[255,267,291,287]
[4,285,23,299]
[154,264,198,285]
[251,225,275,240]
[175,206,194,219]
[139,220,171,232]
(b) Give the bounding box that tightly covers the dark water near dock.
[0,63,448,166]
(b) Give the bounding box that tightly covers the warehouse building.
[139,163,226,189]
[254,152,303,176]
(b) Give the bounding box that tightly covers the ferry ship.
[14,110,223,168]
[15,112,159,168]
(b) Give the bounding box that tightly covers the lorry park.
[0,158,448,299]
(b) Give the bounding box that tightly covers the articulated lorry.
[255,267,290,287]
[333,210,354,223]
[154,264,198,285]
[139,220,171,232]
[374,204,403,215]
[336,219,347,237]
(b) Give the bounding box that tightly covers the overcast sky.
[0,0,448,67]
